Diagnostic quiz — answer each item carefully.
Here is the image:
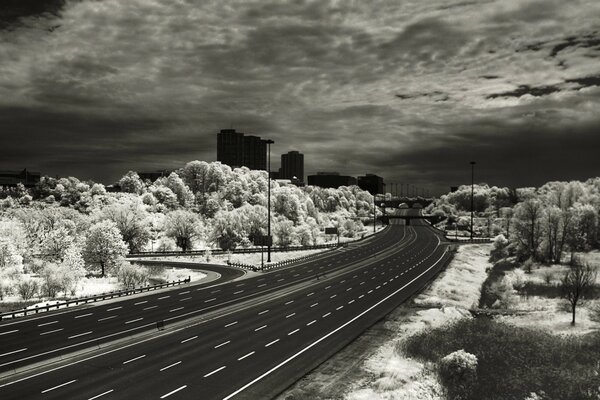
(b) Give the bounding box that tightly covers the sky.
[1,0,599,195]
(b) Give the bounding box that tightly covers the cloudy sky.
[1,0,599,194]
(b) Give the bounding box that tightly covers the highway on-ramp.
[0,213,451,399]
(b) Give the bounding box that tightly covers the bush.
[438,349,478,400]
[490,234,509,262]
[16,278,39,300]
[117,263,148,289]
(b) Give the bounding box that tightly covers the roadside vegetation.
[402,317,600,400]
[0,160,376,305]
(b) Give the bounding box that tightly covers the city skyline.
[1,0,600,195]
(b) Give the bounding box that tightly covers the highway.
[0,213,451,399]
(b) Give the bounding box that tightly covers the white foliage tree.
[83,220,128,276]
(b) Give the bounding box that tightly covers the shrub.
[490,234,509,262]
[117,263,148,289]
[16,278,39,300]
[438,349,478,400]
[523,258,534,274]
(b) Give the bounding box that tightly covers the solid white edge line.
[222,238,446,400]
[88,389,114,399]
[160,385,187,398]
[41,379,77,393]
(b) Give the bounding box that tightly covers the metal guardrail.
[227,245,341,272]
[0,277,190,321]
[446,237,493,243]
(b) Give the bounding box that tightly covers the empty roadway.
[0,213,450,399]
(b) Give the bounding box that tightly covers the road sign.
[253,235,272,246]
[325,227,338,235]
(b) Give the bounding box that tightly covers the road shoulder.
[277,243,491,400]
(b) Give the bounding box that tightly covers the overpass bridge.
[381,214,442,226]
[377,196,435,209]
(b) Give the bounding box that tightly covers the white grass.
[497,261,600,335]
[413,244,490,309]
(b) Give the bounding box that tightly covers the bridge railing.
[0,277,190,321]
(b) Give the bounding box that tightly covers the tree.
[164,210,202,252]
[561,257,597,325]
[83,220,128,276]
[512,199,543,260]
[119,171,145,194]
[102,198,151,253]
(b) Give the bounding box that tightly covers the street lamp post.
[470,161,476,241]
[266,139,274,262]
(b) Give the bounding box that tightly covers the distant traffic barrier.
[226,246,339,272]
[127,243,340,258]
[446,237,493,243]
[0,277,190,321]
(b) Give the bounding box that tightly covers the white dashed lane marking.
[40,328,63,336]
[123,354,145,365]
[181,336,198,344]
[41,379,77,394]
[238,351,255,361]
[160,361,182,372]
[204,366,226,378]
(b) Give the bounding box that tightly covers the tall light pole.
[470,161,476,241]
[266,139,274,262]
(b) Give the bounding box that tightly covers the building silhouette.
[307,172,357,188]
[243,135,267,171]
[280,151,304,185]
[217,129,268,170]
[138,170,171,183]
[0,169,41,187]
[357,173,384,195]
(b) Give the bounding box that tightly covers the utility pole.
[266,139,274,262]
[470,161,476,241]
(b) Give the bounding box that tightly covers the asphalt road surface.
[0,213,451,399]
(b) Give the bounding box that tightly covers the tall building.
[243,135,267,170]
[217,129,268,170]
[280,150,304,184]
[217,129,245,168]
[307,172,357,188]
[357,173,384,195]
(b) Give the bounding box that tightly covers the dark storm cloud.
[1,0,600,193]
[486,84,562,99]
[0,0,66,30]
